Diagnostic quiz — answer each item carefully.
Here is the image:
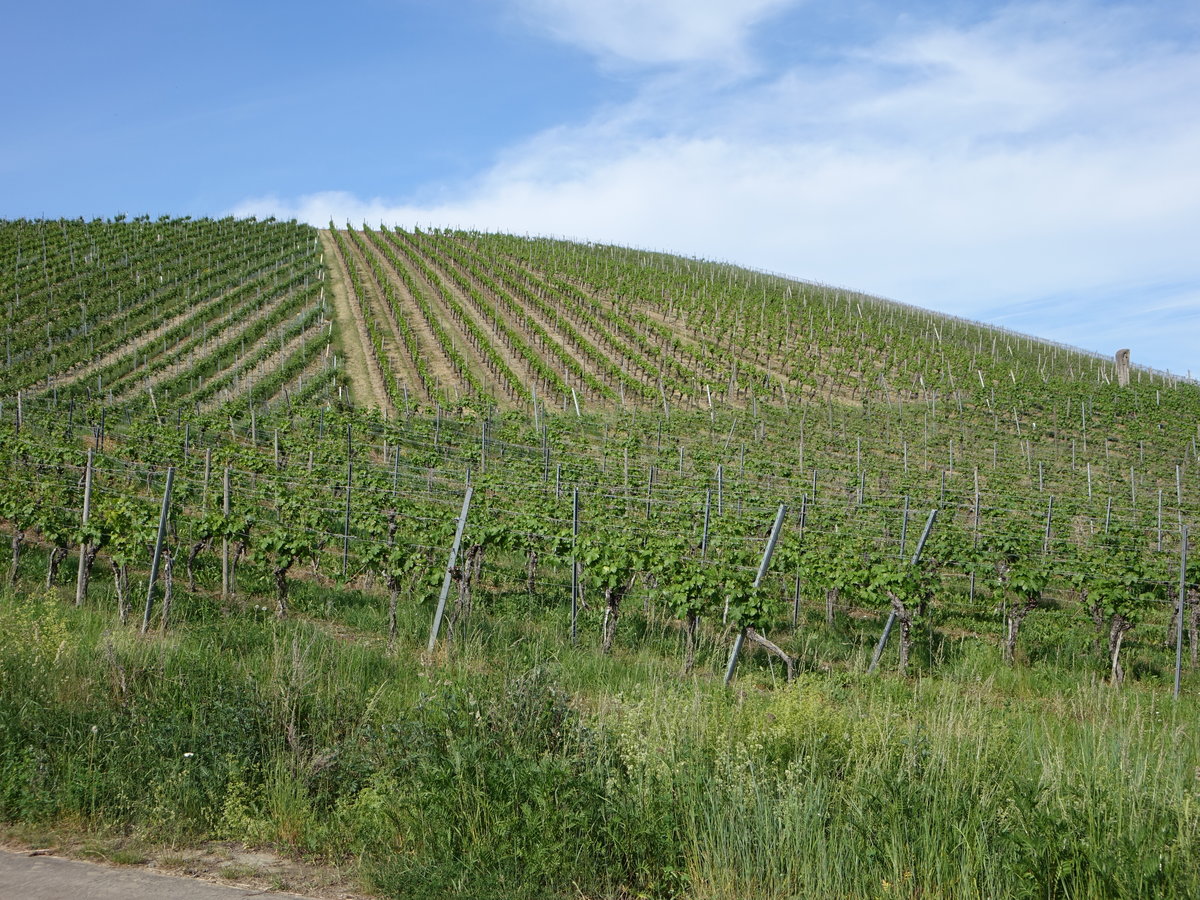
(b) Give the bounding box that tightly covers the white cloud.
[511,0,799,68]
[233,2,1200,374]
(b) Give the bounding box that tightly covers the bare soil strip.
[419,236,617,404]
[634,299,780,400]
[364,230,503,405]
[390,236,547,405]
[269,357,333,411]
[387,241,513,406]
[354,231,467,402]
[481,251,714,406]
[318,231,394,413]
[46,283,249,393]
[105,287,316,402]
[536,260,783,407]
[197,323,325,414]
[339,233,431,405]
[473,248,680,402]
[646,300,808,398]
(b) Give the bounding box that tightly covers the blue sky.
[5,1,1198,377]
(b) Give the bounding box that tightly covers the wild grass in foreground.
[2,583,1200,899]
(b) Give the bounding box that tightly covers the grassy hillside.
[2,215,1200,898]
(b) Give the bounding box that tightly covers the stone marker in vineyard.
[1116,348,1131,387]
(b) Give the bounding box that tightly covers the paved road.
[0,849,315,899]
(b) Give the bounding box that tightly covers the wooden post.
[74,449,94,607]
[141,467,175,634]
[427,486,474,652]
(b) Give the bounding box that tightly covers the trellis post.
[724,504,788,686]
[141,467,175,634]
[74,449,94,607]
[869,509,937,674]
[221,467,232,599]
[428,486,474,652]
[570,487,580,645]
[1175,526,1189,699]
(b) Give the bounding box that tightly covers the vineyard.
[2,215,1200,899]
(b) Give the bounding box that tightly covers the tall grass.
[2,580,1200,899]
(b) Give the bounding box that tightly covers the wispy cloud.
[510,0,800,69]
[234,1,1200,373]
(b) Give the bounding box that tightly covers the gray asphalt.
[0,849,315,899]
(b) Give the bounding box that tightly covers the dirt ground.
[317,230,393,413]
[0,826,373,899]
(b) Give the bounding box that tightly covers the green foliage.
[576,528,643,598]
[4,581,1200,897]
[1087,528,1166,624]
[865,548,932,610]
[367,668,678,900]
[97,495,155,567]
[3,216,1200,896]
[1009,557,1051,602]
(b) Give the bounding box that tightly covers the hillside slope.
[0,215,1196,610]
[325,226,1193,419]
[4,216,1200,898]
